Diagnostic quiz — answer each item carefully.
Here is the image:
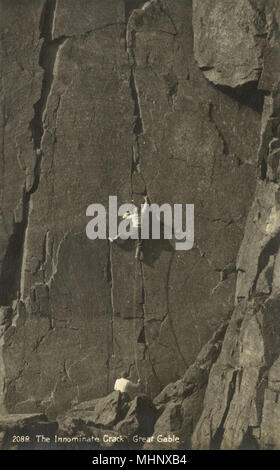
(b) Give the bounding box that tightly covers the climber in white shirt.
[109,195,149,261]
[114,371,141,398]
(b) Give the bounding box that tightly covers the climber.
[109,195,150,261]
[114,371,141,398]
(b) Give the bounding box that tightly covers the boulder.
[193,0,266,88]
[115,395,157,438]
[71,391,129,428]
[57,392,156,448]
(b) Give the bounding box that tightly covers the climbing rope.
[133,255,150,394]
[133,257,141,383]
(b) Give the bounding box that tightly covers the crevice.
[31,19,128,147]
[106,242,115,392]
[261,296,280,372]
[215,81,265,114]
[239,426,259,450]
[137,326,146,344]
[130,70,144,136]
[53,23,126,44]
[158,0,178,36]
[165,250,187,368]
[251,230,280,296]
[0,0,63,306]
[0,189,28,305]
[30,0,63,150]
[31,331,50,352]
[40,230,48,283]
[210,369,238,449]
[107,240,117,317]
[14,0,61,304]
[138,260,162,388]
[39,0,56,40]
[127,25,151,203]
[124,0,147,22]
[143,323,163,390]
[201,66,214,72]
[1,102,7,205]
[258,115,280,181]
[126,0,165,390]
[255,366,268,427]
[208,102,229,156]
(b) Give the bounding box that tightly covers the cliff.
[0,0,279,450]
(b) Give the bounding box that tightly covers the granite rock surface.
[0,0,279,450]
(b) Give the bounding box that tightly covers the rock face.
[143,321,228,449]
[191,0,280,450]
[193,0,266,88]
[0,0,280,450]
[0,0,261,417]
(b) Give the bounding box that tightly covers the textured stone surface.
[0,0,261,419]
[193,0,266,88]
[71,391,129,428]
[144,321,228,449]
[192,2,280,448]
[115,395,157,438]
[124,0,260,395]
[0,0,280,451]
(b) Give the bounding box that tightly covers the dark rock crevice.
[215,82,265,115]
[251,231,280,296]
[210,370,238,450]
[0,191,28,306]
[106,242,115,393]
[126,8,152,204]
[30,0,58,150]
[208,102,229,156]
[0,1,63,308]
[13,0,62,307]
[125,0,147,23]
